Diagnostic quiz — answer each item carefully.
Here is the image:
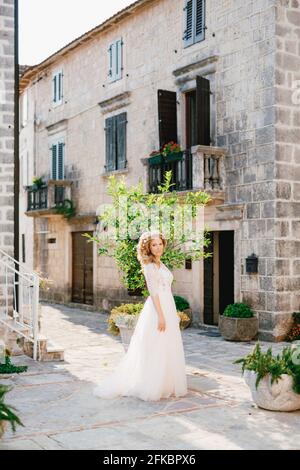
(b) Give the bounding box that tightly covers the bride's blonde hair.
[137,230,167,268]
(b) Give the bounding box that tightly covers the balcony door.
[72,231,93,305]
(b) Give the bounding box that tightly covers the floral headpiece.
[140,230,165,246]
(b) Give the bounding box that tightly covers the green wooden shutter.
[116,39,123,79]
[105,117,115,171]
[183,0,194,47]
[196,75,210,145]
[53,75,57,103]
[195,0,205,42]
[58,142,64,179]
[109,42,117,80]
[51,144,57,179]
[108,44,113,79]
[116,112,127,170]
[58,72,63,100]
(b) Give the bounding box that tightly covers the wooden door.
[219,231,234,315]
[203,231,214,325]
[72,231,93,305]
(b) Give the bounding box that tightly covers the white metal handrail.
[0,249,40,360]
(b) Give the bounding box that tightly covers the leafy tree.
[84,170,213,296]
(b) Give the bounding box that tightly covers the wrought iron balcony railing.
[148,146,227,194]
[149,149,193,193]
[26,180,73,215]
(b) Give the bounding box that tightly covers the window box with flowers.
[148,141,183,165]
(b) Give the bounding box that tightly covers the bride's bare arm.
[143,263,166,331]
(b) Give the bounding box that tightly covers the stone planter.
[218,315,258,341]
[114,314,140,352]
[0,420,7,439]
[244,370,300,412]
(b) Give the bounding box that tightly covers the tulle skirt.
[93,294,188,401]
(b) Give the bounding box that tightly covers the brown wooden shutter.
[196,75,210,145]
[158,90,178,149]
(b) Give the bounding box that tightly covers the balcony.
[148,149,193,193]
[26,179,73,217]
[147,145,227,195]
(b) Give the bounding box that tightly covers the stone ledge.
[101,167,129,177]
[216,202,245,220]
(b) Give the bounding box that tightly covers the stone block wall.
[0,0,14,258]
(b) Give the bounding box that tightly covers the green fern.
[0,385,24,432]
[234,342,300,394]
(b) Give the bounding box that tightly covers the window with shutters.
[51,141,65,180]
[52,70,63,106]
[104,112,127,172]
[108,38,123,82]
[183,0,205,47]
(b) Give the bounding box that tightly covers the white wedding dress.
[93,261,188,401]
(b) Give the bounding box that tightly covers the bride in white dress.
[93,230,188,401]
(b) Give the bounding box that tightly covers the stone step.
[23,335,65,362]
[0,314,31,334]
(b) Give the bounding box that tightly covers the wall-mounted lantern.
[246,253,258,274]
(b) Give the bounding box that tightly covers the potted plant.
[174,295,193,327]
[148,150,163,165]
[108,302,192,351]
[148,142,183,165]
[234,342,300,411]
[0,384,24,438]
[177,311,192,330]
[31,176,45,191]
[108,303,144,351]
[161,141,183,162]
[55,198,76,219]
[218,302,258,341]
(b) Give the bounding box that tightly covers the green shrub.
[0,384,24,433]
[223,302,254,318]
[173,295,190,311]
[55,199,76,219]
[0,356,28,375]
[234,342,300,394]
[291,312,300,325]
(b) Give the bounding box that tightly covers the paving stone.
[0,303,299,450]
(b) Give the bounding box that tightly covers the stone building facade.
[19,0,300,341]
[0,0,15,258]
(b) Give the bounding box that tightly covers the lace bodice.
[142,262,173,298]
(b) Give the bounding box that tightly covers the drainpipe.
[14,0,19,310]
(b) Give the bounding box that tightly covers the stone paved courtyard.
[0,303,299,450]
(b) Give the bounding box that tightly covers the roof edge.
[19,0,157,92]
